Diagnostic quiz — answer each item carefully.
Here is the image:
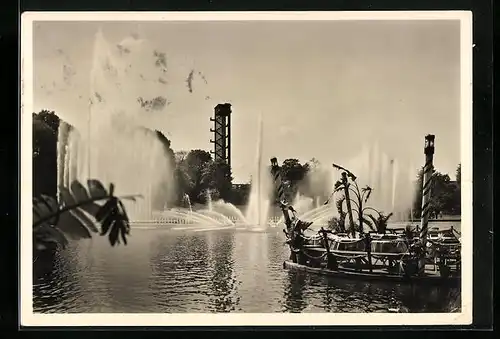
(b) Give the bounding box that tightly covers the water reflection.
[33,228,460,313]
[207,231,239,312]
[33,250,70,312]
[282,271,309,312]
[148,233,212,312]
[281,272,461,313]
[33,243,89,312]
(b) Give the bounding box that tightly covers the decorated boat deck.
[269,136,461,289]
[283,260,460,287]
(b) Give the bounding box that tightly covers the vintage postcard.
[21,11,473,326]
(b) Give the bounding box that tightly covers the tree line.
[32,110,316,208]
[32,110,462,218]
[411,163,461,219]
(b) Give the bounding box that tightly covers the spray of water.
[391,159,399,211]
[183,194,193,213]
[212,200,248,223]
[291,193,314,216]
[206,189,213,212]
[244,113,273,226]
[56,122,71,201]
[342,142,417,222]
[408,161,418,221]
[56,29,175,221]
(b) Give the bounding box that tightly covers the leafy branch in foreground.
[33,179,142,251]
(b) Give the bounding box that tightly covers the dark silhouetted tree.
[182,149,213,203]
[279,158,310,201]
[412,166,461,218]
[201,158,233,202]
[33,110,60,198]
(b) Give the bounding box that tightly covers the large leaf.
[33,179,138,247]
[95,190,131,247]
[383,212,394,223]
[336,196,346,216]
[59,186,99,234]
[367,214,381,233]
[55,209,93,240]
[87,179,109,199]
[70,180,101,216]
[362,186,372,202]
[33,195,60,227]
[361,216,375,232]
[34,224,69,249]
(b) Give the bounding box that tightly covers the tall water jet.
[367,142,374,186]
[373,142,382,208]
[55,29,175,221]
[391,158,399,212]
[63,143,70,188]
[342,142,420,222]
[68,129,80,185]
[244,113,272,226]
[256,113,263,226]
[206,189,213,212]
[380,152,389,211]
[408,161,417,221]
[184,194,193,213]
[56,121,71,201]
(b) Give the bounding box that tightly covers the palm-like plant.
[331,164,397,237]
[366,212,394,234]
[33,179,142,252]
[334,196,347,232]
[327,217,344,233]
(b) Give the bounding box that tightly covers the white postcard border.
[20,10,473,327]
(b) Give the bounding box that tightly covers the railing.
[129,216,290,225]
[129,215,455,228]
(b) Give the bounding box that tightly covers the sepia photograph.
[21,11,472,326]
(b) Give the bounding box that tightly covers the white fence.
[128,216,332,226]
[129,216,278,225]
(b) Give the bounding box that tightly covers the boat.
[279,204,460,286]
[428,226,461,245]
[283,260,459,286]
[425,226,461,268]
[270,154,461,286]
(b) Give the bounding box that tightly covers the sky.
[32,19,462,183]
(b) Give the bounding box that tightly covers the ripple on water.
[33,228,461,313]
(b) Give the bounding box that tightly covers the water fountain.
[242,113,273,229]
[206,189,214,212]
[339,142,418,224]
[56,30,175,221]
[269,143,420,231]
[171,111,276,231]
[184,193,193,213]
[54,30,418,233]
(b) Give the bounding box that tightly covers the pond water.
[33,222,461,313]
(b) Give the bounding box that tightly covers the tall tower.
[210,103,232,168]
